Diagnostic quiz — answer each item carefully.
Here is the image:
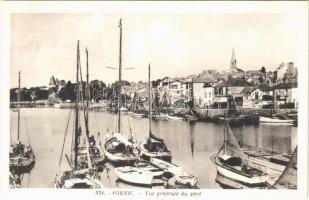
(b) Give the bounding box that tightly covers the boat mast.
[74,40,80,169]
[117,18,122,133]
[85,47,90,138]
[148,63,152,136]
[17,71,21,141]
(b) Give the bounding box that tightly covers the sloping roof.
[273,82,297,90]
[214,79,254,87]
[241,86,257,94]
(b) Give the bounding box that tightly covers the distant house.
[192,77,217,108]
[213,78,254,108]
[242,84,273,108]
[273,82,298,108]
[48,76,58,104]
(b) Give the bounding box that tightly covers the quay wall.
[174,108,297,118]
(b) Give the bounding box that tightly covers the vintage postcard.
[0,1,308,200]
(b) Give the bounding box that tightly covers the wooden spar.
[85,47,90,137]
[17,71,21,141]
[74,40,80,169]
[148,63,152,136]
[117,18,122,133]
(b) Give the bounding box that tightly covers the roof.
[213,78,254,87]
[273,82,297,90]
[192,77,218,83]
[241,86,257,94]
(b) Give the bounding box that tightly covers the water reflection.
[10,108,297,188]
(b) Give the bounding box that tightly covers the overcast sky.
[10,11,307,88]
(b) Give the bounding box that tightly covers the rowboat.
[114,160,165,186]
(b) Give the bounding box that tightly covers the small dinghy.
[114,160,165,186]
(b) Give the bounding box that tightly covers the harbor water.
[10,108,297,188]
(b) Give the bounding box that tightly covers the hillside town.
[10,49,298,111]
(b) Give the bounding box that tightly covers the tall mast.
[17,71,21,141]
[148,63,152,136]
[85,47,89,138]
[117,18,122,133]
[74,40,80,169]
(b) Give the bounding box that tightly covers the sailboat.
[55,40,103,189]
[103,19,139,165]
[211,121,269,189]
[140,64,172,162]
[81,47,104,168]
[9,71,35,172]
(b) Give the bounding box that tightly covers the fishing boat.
[211,121,269,189]
[120,106,128,113]
[55,40,103,189]
[259,116,295,124]
[114,160,165,186]
[267,146,297,189]
[140,64,172,162]
[82,47,104,168]
[9,72,35,172]
[104,19,139,165]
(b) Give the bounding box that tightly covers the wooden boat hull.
[140,140,172,162]
[132,113,147,118]
[114,163,164,185]
[55,171,103,189]
[214,157,268,189]
[104,133,138,165]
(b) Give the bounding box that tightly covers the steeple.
[230,48,237,70]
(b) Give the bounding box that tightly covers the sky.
[10,10,308,88]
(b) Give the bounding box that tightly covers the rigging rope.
[58,105,73,169]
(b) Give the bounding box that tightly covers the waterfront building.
[242,84,273,109]
[192,77,217,108]
[213,78,253,108]
[273,82,298,109]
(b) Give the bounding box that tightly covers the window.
[255,92,259,99]
[209,92,211,97]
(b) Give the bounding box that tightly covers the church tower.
[230,48,237,70]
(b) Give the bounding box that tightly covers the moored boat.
[259,116,295,124]
[55,40,103,189]
[10,71,35,173]
[114,160,165,186]
[140,64,172,162]
[211,121,269,189]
